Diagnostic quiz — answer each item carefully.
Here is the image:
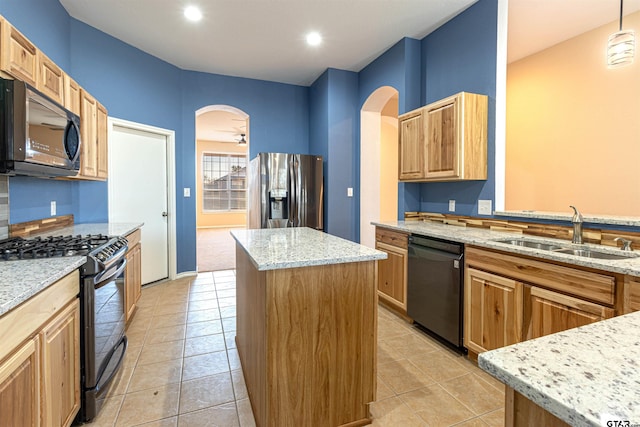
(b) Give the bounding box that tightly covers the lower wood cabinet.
[0,271,80,427]
[125,229,142,323]
[465,246,617,355]
[375,227,409,316]
[526,286,614,340]
[624,275,640,313]
[464,267,523,354]
[0,336,40,427]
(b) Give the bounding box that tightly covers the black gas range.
[0,233,130,423]
[0,234,128,274]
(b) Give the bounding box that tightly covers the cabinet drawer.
[466,246,615,305]
[125,228,141,248]
[375,227,408,249]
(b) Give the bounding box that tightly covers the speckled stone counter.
[0,222,142,317]
[35,222,143,238]
[0,257,85,316]
[495,210,640,227]
[234,227,380,426]
[373,220,640,276]
[478,311,640,426]
[231,227,386,271]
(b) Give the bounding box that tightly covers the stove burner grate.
[0,234,111,261]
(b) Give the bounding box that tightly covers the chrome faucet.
[614,237,634,251]
[569,205,583,244]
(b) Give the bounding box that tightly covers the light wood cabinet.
[0,336,40,427]
[526,286,613,340]
[74,90,108,181]
[398,92,488,182]
[398,110,424,180]
[0,271,80,427]
[375,227,409,316]
[464,267,523,354]
[37,52,64,105]
[0,17,37,85]
[63,74,81,116]
[96,102,108,179]
[624,275,640,313]
[125,229,142,323]
[465,246,617,355]
[40,300,80,427]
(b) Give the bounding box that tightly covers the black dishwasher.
[407,234,464,349]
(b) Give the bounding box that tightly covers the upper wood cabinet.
[0,17,38,85]
[0,15,109,181]
[398,110,424,180]
[64,74,81,116]
[398,92,488,182]
[37,52,64,104]
[79,90,98,178]
[96,102,108,179]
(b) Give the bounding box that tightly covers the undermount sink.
[553,248,638,260]
[493,238,639,261]
[493,239,563,251]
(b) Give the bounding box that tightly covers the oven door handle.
[95,336,128,394]
[94,258,127,290]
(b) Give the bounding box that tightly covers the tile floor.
[89,270,505,427]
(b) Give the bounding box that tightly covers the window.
[202,153,247,212]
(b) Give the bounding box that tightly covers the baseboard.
[175,271,198,280]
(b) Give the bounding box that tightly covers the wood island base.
[235,245,377,427]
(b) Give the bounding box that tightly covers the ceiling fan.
[237,134,247,145]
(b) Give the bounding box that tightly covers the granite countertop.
[35,222,143,238]
[478,311,640,427]
[373,220,640,276]
[231,227,387,271]
[494,210,640,227]
[0,257,86,317]
[0,222,143,317]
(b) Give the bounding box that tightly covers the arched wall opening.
[195,105,250,229]
[360,86,399,248]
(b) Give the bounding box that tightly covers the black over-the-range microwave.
[0,77,81,177]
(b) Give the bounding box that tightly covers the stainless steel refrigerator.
[249,153,323,229]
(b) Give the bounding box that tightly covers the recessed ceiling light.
[306,32,322,46]
[184,5,202,22]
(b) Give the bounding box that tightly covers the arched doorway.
[195,105,250,272]
[360,87,399,248]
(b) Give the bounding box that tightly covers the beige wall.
[196,140,247,228]
[380,97,399,222]
[505,12,639,216]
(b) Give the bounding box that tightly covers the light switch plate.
[347,187,353,197]
[448,200,455,212]
[50,201,56,216]
[478,200,492,215]
[184,188,191,197]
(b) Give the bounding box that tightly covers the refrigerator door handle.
[288,155,297,227]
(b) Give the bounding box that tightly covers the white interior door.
[109,123,169,284]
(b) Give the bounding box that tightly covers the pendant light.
[607,0,635,68]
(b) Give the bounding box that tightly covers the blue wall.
[2,0,504,272]
[1,1,310,274]
[418,0,498,217]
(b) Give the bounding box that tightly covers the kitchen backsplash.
[0,176,8,239]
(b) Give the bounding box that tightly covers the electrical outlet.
[478,199,492,215]
[448,200,455,212]
[184,188,191,197]
[347,187,353,197]
[50,201,56,216]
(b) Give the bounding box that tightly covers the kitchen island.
[231,227,386,427]
[478,311,640,427]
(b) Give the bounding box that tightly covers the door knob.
[162,212,168,217]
